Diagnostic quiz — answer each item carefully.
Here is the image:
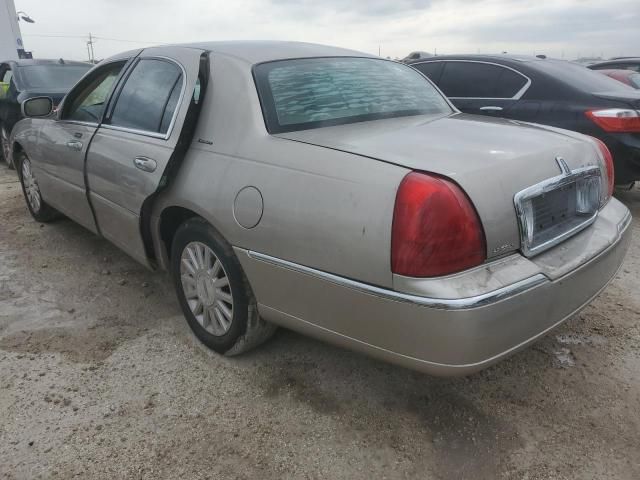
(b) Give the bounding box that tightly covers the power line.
[23,33,167,45]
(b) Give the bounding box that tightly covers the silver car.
[9,42,631,375]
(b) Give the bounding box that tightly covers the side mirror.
[21,96,53,118]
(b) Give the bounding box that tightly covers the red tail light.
[589,137,615,201]
[391,172,486,277]
[585,109,640,133]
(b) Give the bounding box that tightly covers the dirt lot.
[0,165,639,480]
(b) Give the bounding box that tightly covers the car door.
[34,59,132,232]
[85,46,204,266]
[436,61,530,117]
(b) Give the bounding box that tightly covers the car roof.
[2,58,92,67]
[148,41,376,64]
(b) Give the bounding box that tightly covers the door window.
[438,62,528,98]
[108,59,183,135]
[63,62,125,123]
[0,67,11,98]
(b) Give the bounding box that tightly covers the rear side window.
[438,62,528,98]
[630,74,640,89]
[254,57,452,133]
[412,62,444,84]
[109,59,183,135]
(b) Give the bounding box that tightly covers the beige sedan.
[9,41,631,375]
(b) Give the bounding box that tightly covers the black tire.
[16,152,59,223]
[171,217,276,355]
[1,125,14,169]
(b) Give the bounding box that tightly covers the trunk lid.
[592,90,640,109]
[275,113,603,259]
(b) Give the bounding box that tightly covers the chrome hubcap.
[180,241,233,336]
[1,129,10,164]
[21,158,41,212]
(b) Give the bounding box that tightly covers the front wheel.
[17,152,58,222]
[170,218,276,355]
[1,126,13,169]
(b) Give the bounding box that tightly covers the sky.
[13,0,640,62]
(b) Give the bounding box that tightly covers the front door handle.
[66,140,83,151]
[134,156,157,173]
[479,106,504,112]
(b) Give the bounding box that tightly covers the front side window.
[64,62,125,123]
[18,64,91,90]
[254,57,452,133]
[108,59,183,135]
[438,62,528,99]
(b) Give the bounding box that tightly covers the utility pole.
[87,33,95,63]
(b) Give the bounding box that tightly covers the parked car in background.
[400,51,433,63]
[408,55,640,185]
[597,69,640,89]
[0,59,92,168]
[589,58,640,73]
[9,42,630,376]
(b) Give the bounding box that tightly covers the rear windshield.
[538,61,635,93]
[254,57,452,133]
[18,64,92,90]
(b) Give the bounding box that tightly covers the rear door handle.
[134,156,157,173]
[479,106,503,112]
[66,141,83,151]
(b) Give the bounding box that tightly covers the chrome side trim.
[514,165,602,257]
[247,251,548,310]
[410,59,532,100]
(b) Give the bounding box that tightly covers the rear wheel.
[1,126,13,169]
[171,218,276,355]
[17,152,58,222]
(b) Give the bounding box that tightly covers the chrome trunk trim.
[514,165,602,257]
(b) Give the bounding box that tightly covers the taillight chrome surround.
[514,160,602,257]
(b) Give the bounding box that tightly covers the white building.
[0,0,26,60]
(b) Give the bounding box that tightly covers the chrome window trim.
[514,165,602,257]
[99,123,172,140]
[57,120,99,128]
[411,59,532,100]
[247,251,548,311]
[105,55,188,141]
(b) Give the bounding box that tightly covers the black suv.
[1,59,91,168]
[408,55,640,185]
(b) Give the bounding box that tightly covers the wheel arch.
[153,204,228,271]
[11,140,24,171]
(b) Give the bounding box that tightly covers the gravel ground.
[1,165,639,480]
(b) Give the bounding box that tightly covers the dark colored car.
[598,69,640,89]
[0,59,91,168]
[589,58,640,73]
[408,55,640,184]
